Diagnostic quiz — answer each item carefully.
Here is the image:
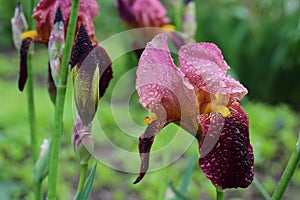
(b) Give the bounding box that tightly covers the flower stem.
[76,164,88,195]
[47,0,79,199]
[27,0,42,199]
[253,176,271,200]
[271,132,300,200]
[216,187,224,200]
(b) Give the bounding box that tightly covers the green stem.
[271,132,300,200]
[27,0,42,199]
[76,164,88,195]
[47,0,79,199]
[253,176,271,200]
[216,187,224,200]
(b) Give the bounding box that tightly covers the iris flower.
[116,0,170,28]
[17,0,99,92]
[116,0,175,57]
[134,34,254,189]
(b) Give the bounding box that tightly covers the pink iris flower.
[134,33,254,189]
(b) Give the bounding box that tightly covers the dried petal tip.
[54,7,63,23]
[71,24,93,68]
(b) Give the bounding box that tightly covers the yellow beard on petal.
[21,30,38,39]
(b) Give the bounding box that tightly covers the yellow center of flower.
[21,30,38,39]
[198,91,231,117]
[144,113,158,125]
[161,24,176,31]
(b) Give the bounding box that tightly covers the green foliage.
[75,164,97,200]
[195,0,300,104]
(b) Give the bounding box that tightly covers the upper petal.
[136,33,199,133]
[179,43,247,102]
[198,102,254,189]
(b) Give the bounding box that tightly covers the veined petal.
[18,38,32,91]
[198,102,254,189]
[136,33,199,133]
[133,120,167,184]
[179,43,247,102]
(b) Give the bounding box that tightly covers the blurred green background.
[0,0,300,199]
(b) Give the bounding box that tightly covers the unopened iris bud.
[182,0,196,42]
[72,115,94,165]
[11,3,28,50]
[48,7,65,86]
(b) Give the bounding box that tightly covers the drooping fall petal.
[133,120,167,184]
[11,2,28,50]
[136,33,199,131]
[179,43,247,102]
[32,0,99,43]
[198,102,254,189]
[18,38,32,91]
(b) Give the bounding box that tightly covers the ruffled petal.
[133,120,167,184]
[32,0,98,43]
[198,102,254,189]
[136,33,199,132]
[132,0,169,27]
[18,38,32,91]
[179,43,247,101]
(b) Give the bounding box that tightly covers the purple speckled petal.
[179,43,247,101]
[133,120,166,184]
[136,33,199,133]
[198,102,254,189]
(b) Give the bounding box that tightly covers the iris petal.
[18,38,32,91]
[179,43,247,102]
[198,103,254,189]
[136,34,199,132]
[134,120,167,184]
[32,0,98,43]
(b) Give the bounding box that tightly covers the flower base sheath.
[134,33,254,189]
